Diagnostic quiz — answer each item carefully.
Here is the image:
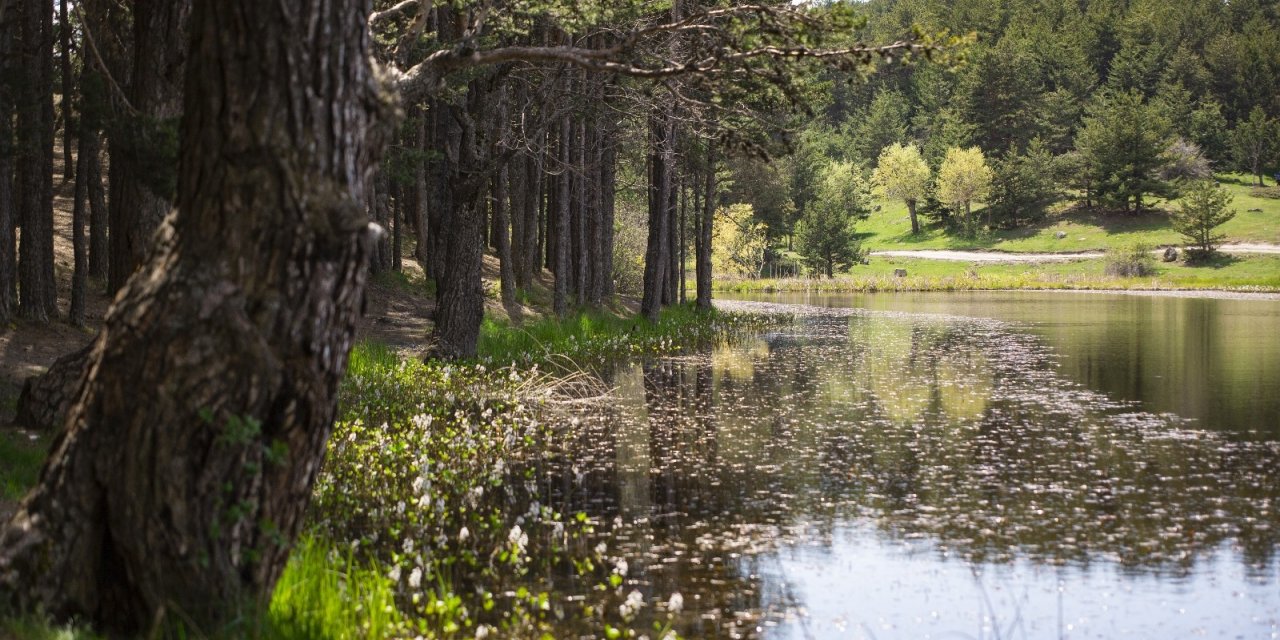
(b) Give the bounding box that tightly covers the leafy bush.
[1104,243,1156,277]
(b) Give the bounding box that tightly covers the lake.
[531,292,1280,638]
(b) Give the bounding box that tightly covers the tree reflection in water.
[521,305,1280,637]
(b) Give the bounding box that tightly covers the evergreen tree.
[1230,106,1278,186]
[795,161,869,277]
[1074,90,1173,212]
[1172,179,1236,256]
[852,89,910,164]
[987,139,1058,228]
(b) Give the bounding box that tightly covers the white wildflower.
[403,537,414,554]
[387,565,402,582]
[619,589,646,620]
[666,592,683,614]
[408,566,422,589]
[474,625,491,639]
[508,525,528,553]
[459,526,470,542]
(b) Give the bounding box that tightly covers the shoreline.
[715,285,1280,301]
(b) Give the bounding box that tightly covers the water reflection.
[532,302,1280,637]
[730,291,1280,437]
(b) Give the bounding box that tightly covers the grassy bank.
[478,303,780,370]
[2,305,769,638]
[857,174,1280,253]
[715,254,1280,294]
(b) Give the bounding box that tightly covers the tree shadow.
[1183,251,1243,269]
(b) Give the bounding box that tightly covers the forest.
[2,0,1280,638]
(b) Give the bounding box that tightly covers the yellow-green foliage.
[872,143,931,205]
[712,203,768,278]
[937,146,994,229]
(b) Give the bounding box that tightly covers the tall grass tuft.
[266,536,405,640]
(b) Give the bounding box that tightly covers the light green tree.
[712,203,768,278]
[936,146,994,235]
[795,161,870,277]
[1172,180,1236,257]
[871,143,932,235]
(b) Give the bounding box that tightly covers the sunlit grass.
[716,254,1280,293]
[476,303,784,372]
[266,536,406,640]
[856,173,1280,252]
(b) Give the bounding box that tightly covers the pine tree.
[796,161,870,277]
[1172,179,1236,257]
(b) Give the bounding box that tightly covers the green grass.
[264,536,406,640]
[0,429,48,501]
[715,254,1280,293]
[476,303,781,370]
[857,173,1280,253]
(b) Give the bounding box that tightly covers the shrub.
[1172,179,1235,257]
[1104,243,1156,277]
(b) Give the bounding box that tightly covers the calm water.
[533,294,1280,638]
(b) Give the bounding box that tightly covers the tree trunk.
[1,1,391,633]
[16,0,57,321]
[412,109,430,273]
[640,111,671,321]
[509,153,528,290]
[588,121,604,305]
[907,198,919,235]
[575,117,588,307]
[107,0,190,293]
[87,138,108,280]
[58,0,73,180]
[432,94,489,359]
[523,146,543,287]
[553,114,570,317]
[600,129,616,299]
[494,165,515,309]
[696,143,714,310]
[678,180,687,304]
[0,2,15,323]
[69,126,89,326]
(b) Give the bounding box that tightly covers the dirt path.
[872,242,1280,263]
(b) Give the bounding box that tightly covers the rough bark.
[588,119,604,305]
[664,168,678,306]
[0,0,15,323]
[494,165,515,309]
[58,0,72,180]
[696,143,715,310]
[87,135,108,279]
[0,0,391,633]
[522,146,542,287]
[411,109,430,272]
[14,343,90,431]
[107,0,190,292]
[553,114,570,317]
[70,127,89,326]
[678,179,687,304]
[432,97,488,359]
[640,112,672,321]
[573,117,587,306]
[16,0,57,321]
[509,153,528,289]
[600,128,616,299]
